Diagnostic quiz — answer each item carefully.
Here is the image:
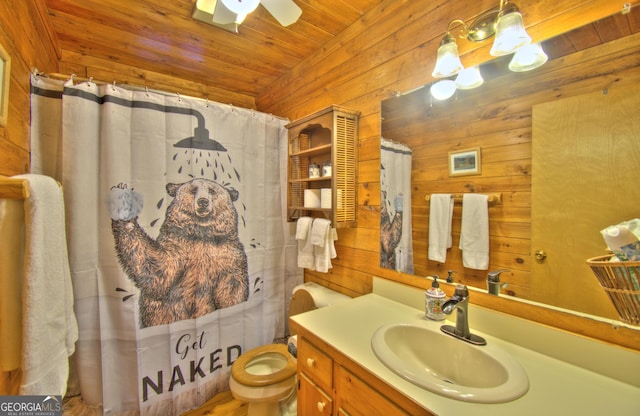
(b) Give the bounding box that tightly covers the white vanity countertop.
[290,293,640,416]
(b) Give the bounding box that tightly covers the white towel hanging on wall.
[459,194,490,270]
[428,194,454,263]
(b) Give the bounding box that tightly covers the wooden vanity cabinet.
[294,324,434,416]
[297,336,334,415]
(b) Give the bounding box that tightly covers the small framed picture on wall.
[0,42,10,127]
[448,147,481,176]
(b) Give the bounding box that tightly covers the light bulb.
[220,0,261,16]
[455,66,484,90]
[430,80,457,100]
[509,43,548,72]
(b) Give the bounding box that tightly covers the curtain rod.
[31,69,289,122]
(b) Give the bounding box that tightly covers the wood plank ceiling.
[43,0,382,106]
[43,1,638,109]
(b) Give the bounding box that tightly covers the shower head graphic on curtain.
[30,75,298,415]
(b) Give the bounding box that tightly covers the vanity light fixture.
[430,0,546,99]
[431,24,465,79]
[508,42,548,72]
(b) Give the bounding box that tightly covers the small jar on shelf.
[308,162,320,178]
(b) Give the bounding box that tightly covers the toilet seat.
[231,343,297,387]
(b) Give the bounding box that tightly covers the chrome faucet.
[441,284,486,346]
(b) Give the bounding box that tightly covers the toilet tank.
[288,282,350,335]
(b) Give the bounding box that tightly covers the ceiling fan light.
[220,0,261,16]
[432,35,464,78]
[490,9,531,56]
[235,13,248,24]
[509,43,548,72]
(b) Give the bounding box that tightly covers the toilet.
[229,282,350,416]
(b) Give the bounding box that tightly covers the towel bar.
[0,176,30,199]
[424,193,502,205]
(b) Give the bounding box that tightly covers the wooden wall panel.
[0,0,59,176]
[256,0,640,348]
[0,0,60,393]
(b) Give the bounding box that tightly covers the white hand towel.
[296,217,315,269]
[16,174,79,396]
[310,218,332,247]
[296,216,312,240]
[459,194,490,270]
[428,194,454,263]
[314,223,338,273]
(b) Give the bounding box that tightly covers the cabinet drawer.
[298,373,333,416]
[298,337,333,391]
[336,366,409,416]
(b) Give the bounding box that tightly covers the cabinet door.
[336,366,409,416]
[298,336,333,392]
[298,373,333,416]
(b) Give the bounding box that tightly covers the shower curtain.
[380,138,414,274]
[30,74,301,415]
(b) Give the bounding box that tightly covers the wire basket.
[586,255,640,325]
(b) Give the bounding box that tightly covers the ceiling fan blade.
[260,0,302,27]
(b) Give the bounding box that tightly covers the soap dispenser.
[425,275,446,321]
[487,269,508,295]
[446,269,457,283]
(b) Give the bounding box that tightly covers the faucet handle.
[453,284,468,298]
[488,269,509,282]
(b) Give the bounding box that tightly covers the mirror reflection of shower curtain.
[380,138,414,274]
[29,74,301,415]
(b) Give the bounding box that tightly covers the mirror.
[380,7,640,321]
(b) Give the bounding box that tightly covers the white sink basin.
[371,323,529,403]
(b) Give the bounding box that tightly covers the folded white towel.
[296,217,315,269]
[459,194,490,270]
[310,218,332,247]
[16,174,79,396]
[428,194,454,263]
[314,225,337,273]
[296,216,313,240]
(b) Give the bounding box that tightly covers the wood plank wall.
[0,0,58,177]
[256,0,640,348]
[256,0,638,297]
[0,2,638,397]
[0,0,59,393]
